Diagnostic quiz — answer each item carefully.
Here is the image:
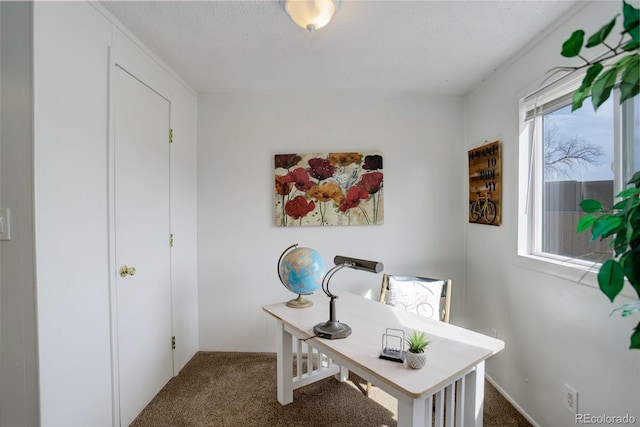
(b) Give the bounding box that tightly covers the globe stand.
[286,294,313,308]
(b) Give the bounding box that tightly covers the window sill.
[515,252,637,300]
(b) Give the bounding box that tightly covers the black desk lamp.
[313,256,383,339]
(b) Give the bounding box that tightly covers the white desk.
[263,292,504,427]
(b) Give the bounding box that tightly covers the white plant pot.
[406,350,426,369]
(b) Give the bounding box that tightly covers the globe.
[278,245,326,308]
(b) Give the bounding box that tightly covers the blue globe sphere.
[278,247,326,296]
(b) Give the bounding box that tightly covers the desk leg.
[463,361,485,427]
[397,395,429,427]
[335,365,348,383]
[276,321,294,405]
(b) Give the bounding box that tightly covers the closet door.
[113,65,172,426]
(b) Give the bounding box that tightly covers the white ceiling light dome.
[285,0,338,32]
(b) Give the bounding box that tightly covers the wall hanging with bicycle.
[468,141,502,226]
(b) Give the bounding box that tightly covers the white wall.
[33,2,199,425]
[0,2,39,426]
[464,2,640,426]
[34,4,113,423]
[197,92,466,351]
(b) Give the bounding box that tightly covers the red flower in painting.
[275,154,302,170]
[285,196,316,220]
[307,158,335,180]
[363,154,383,171]
[285,168,314,191]
[339,186,369,212]
[275,175,293,196]
[357,172,384,195]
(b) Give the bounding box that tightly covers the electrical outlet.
[564,384,578,414]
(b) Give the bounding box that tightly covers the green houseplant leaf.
[622,0,640,42]
[591,67,619,109]
[598,259,626,302]
[586,16,618,47]
[617,187,640,198]
[621,250,640,297]
[572,64,604,110]
[579,198,603,213]
[622,40,640,51]
[582,63,604,88]
[561,30,585,57]
[631,322,640,349]
[591,214,623,240]
[629,170,640,186]
[577,215,597,233]
[620,54,640,102]
[613,229,630,256]
[572,87,591,111]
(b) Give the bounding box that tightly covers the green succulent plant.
[405,330,430,354]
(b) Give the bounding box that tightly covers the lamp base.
[313,321,351,339]
[286,294,313,308]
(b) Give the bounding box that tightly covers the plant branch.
[602,41,618,54]
[578,54,592,65]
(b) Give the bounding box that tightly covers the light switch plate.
[0,208,11,241]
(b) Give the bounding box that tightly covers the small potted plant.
[405,330,430,369]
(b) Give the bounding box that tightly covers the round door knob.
[119,265,137,277]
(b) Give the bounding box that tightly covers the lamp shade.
[333,256,383,273]
[285,0,336,31]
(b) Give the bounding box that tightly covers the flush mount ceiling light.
[284,0,337,32]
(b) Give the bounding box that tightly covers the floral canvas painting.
[275,152,384,227]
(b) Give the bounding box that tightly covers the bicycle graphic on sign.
[469,191,497,224]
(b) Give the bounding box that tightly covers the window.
[520,79,639,269]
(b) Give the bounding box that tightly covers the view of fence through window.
[542,98,614,262]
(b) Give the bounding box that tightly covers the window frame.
[517,74,637,298]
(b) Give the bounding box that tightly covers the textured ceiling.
[100,0,581,95]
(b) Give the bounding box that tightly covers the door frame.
[107,49,174,426]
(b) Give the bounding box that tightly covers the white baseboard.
[485,374,540,427]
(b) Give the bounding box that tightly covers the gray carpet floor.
[131,351,531,427]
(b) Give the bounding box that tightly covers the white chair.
[366,274,452,396]
[379,274,451,323]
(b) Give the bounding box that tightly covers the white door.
[113,65,173,426]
